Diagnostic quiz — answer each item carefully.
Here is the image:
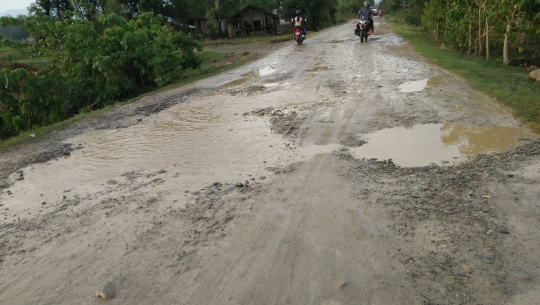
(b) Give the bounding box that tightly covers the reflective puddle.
[220,67,276,87]
[351,123,536,167]
[242,67,276,77]
[399,79,428,93]
[398,75,447,93]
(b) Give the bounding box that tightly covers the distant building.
[188,15,208,37]
[227,4,279,36]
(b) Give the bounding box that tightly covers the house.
[227,4,279,36]
[188,15,208,37]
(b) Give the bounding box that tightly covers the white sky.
[0,0,34,14]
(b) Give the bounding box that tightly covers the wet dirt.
[1,18,540,305]
[351,123,536,167]
[428,74,448,87]
[307,65,333,72]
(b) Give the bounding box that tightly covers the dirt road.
[2,19,540,305]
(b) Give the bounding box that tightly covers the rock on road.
[1,19,540,305]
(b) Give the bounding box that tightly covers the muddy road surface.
[2,19,540,305]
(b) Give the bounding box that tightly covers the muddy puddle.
[398,79,428,93]
[243,67,276,77]
[220,67,276,87]
[1,95,294,221]
[351,123,536,167]
[399,75,446,92]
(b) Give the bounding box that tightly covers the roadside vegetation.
[0,0,374,143]
[385,12,540,132]
[379,0,540,67]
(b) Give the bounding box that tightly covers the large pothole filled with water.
[351,123,536,167]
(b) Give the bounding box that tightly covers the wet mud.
[1,17,540,305]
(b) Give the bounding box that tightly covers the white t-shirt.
[294,17,303,27]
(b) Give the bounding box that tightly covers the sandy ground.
[1,19,540,304]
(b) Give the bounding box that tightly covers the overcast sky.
[0,0,34,14]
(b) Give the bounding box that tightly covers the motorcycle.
[355,18,372,43]
[293,26,306,45]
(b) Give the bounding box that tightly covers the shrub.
[0,13,202,139]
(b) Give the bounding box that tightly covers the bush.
[405,14,422,26]
[0,13,202,139]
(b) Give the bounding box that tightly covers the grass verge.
[386,16,540,133]
[0,50,259,150]
[201,33,291,46]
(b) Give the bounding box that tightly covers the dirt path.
[1,19,540,304]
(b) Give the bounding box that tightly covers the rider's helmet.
[296,10,302,15]
[364,1,369,5]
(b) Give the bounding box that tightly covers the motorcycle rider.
[357,1,374,34]
[294,10,307,36]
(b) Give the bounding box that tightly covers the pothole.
[350,123,536,167]
[242,67,276,77]
[220,67,276,88]
[398,79,428,93]
[398,75,448,92]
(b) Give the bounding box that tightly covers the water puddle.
[308,66,333,72]
[221,78,248,87]
[398,75,447,92]
[351,123,536,167]
[398,79,428,93]
[220,67,276,87]
[2,95,292,221]
[242,67,276,77]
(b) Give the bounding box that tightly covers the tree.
[281,0,338,30]
[0,13,202,139]
[208,0,241,36]
[71,0,107,21]
[163,0,189,21]
[29,0,73,20]
[500,0,540,65]
[105,0,124,15]
[337,0,364,17]
[0,26,30,41]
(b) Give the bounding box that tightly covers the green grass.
[386,16,540,132]
[0,50,259,150]
[201,33,291,46]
